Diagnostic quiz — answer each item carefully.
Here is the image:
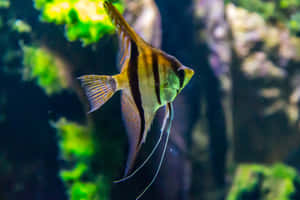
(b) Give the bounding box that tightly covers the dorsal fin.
[104,1,146,70]
[117,27,131,70]
[103,1,144,45]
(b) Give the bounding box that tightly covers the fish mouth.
[186,68,194,79]
[184,67,194,84]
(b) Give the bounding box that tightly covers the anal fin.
[121,91,142,176]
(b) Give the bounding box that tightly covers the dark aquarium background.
[1,0,300,199]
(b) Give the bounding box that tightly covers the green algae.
[262,164,300,200]
[70,182,98,200]
[54,118,94,160]
[60,163,89,181]
[69,176,110,200]
[231,0,276,20]
[289,12,300,34]
[227,165,264,200]
[53,118,112,200]
[0,0,9,8]
[227,163,300,200]
[33,0,124,45]
[12,19,32,33]
[22,45,67,95]
[231,0,300,19]
[61,163,110,200]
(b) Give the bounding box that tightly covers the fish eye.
[177,68,185,77]
[177,68,185,88]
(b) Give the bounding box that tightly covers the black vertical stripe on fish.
[128,40,145,147]
[152,53,161,104]
[177,69,185,88]
[169,58,185,88]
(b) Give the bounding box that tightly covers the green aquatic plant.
[0,0,9,8]
[70,182,98,200]
[53,118,112,200]
[280,0,300,9]
[33,0,124,45]
[227,163,300,200]
[264,164,299,200]
[22,45,68,95]
[12,19,32,33]
[69,176,110,200]
[231,0,276,20]
[227,164,264,199]
[54,118,94,160]
[61,163,110,200]
[289,12,300,35]
[60,163,89,181]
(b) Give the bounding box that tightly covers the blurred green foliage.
[66,176,110,200]
[55,118,94,160]
[22,45,67,95]
[0,0,9,8]
[227,164,300,200]
[33,0,124,45]
[54,118,111,200]
[289,13,300,33]
[70,182,97,200]
[230,0,300,35]
[12,19,32,33]
[61,163,89,181]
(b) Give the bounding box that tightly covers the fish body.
[115,46,193,135]
[78,1,194,198]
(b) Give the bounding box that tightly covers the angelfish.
[78,1,194,199]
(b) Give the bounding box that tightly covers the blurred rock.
[227,3,300,62]
[192,0,230,199]
[226,3,300,164]
[242,52,285,79]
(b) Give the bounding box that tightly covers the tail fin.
[78,75,117,113]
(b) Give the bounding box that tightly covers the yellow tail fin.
[78,75,117,113]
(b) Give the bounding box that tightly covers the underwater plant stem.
[136,103,174,200]
[114,105,170,183]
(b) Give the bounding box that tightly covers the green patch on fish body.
[160,68,180,104]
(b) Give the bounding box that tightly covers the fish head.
[159,53,194,103]
[161,64,194,103]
